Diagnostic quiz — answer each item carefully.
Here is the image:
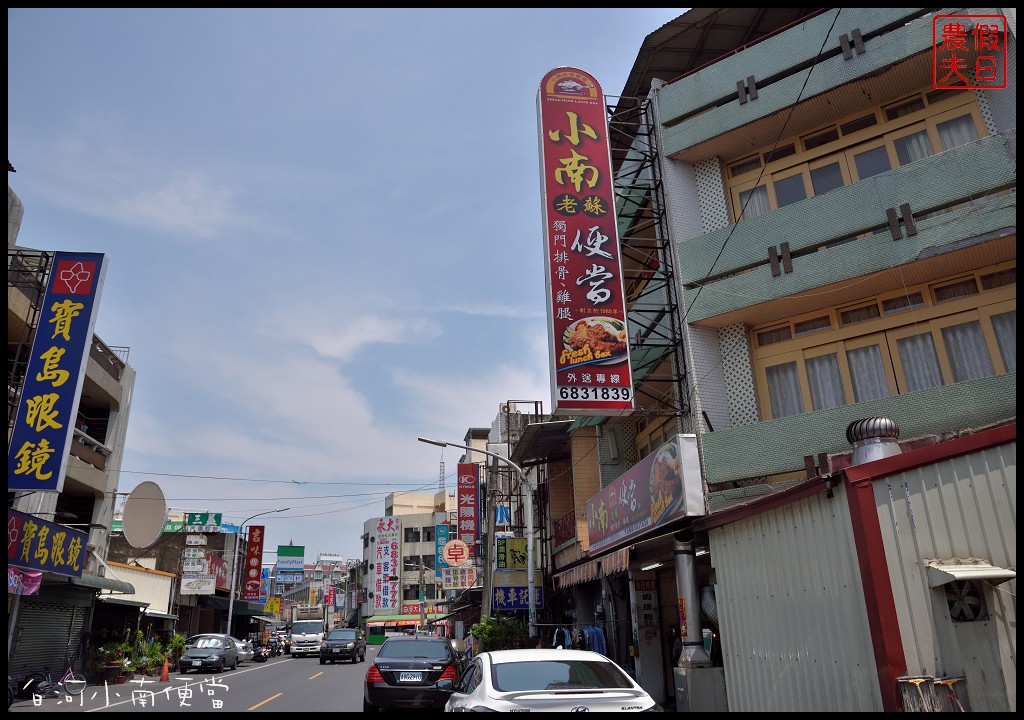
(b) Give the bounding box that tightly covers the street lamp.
[226,508,289,635]
[417,436,537,638]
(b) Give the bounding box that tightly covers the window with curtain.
[894,129,933,165]
[897,333,944,391]
[941,320,995,382]
[991,311,1016,373]
[937,114,980,150]
[739,185,770,220]
[806,353,845,410]
[848,344,891,401]
[766,362,803,418]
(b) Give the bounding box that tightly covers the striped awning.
[553,547,630,589]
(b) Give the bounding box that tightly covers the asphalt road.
[10,646,378,713]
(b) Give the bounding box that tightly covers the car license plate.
[192,661,201,667]
[398,672,422,683]
[333,648,341,653]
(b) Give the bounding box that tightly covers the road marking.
[248,692,284,710]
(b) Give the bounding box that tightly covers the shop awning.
[144,609,178,620]
[364,613,451,627]
[69,573,136,594]
[553,547,630,589]
[252,616,278,623]
[97,595,149,609]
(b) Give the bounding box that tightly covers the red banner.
[242,525,265,601]
[538,67,634,415]
[456,464,480,548]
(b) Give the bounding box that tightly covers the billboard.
[242,525,265,602]
[7,508,87,578]
[586,434,703,552]
[9,252,107,492]
[373,517,400,610]
[456,464,480,547]
[537,68,634,416]
[435,514,449,580]
[277,544,304,571]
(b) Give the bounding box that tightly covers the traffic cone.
[160,655,169,682]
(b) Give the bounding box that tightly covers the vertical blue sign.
[436,521,449,579]
[8,252,106,492]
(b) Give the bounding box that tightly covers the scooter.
[252,644,273,663]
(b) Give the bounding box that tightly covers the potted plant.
[166,633,187,671]
[146,640,165,676]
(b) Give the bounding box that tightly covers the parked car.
[230,637,254,664]
[443,649,663,712]
[364,635,461,712]
[320,628,367,664]
[178,634,239,674]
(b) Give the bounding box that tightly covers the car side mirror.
[436,678,455,692]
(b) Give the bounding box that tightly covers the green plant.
[105,640,131,663]
[166,633,187,663]
[469,614,526,652]
[146,640,165,672]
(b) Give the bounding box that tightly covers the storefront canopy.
[364,613,451,627]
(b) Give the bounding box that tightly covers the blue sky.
[8,8,686,562]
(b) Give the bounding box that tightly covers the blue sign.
[436,523,450,579]
[492,586,543,611]
[8,508,88,577]
[8,252,106,492]
[495,504,511,526]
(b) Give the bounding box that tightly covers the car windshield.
[194,637,224,649]
[491,660,633,692]
[292,621,322,635]
[379,638,450,660]
[328,629,357,641]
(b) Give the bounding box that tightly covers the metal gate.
[10,597,88,677]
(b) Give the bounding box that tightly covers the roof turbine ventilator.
[846,417,902,466]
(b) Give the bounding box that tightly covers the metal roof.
[509,420,573,468]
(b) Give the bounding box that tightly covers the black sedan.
[363,636,461,711]
[320,628,367,664]
[179,634,239,673]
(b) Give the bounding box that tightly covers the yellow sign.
[264,597,281,615]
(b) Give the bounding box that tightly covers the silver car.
[231,637,255,664]
[443,649,662,712]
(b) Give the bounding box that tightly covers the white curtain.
[739,185,770,220]
[941,320,994,382]
[806,353,845,410]
[937,114,980,150]
[897,333,943,391]
[766,362,803,417]
[894,130,933,166]
[991,311,1016,373]
[848,344,891,401]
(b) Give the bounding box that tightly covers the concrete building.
[516,6,1015,713]
[8,170,139,675]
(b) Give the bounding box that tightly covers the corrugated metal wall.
[709,491,883,712]
[872,440,1017,712]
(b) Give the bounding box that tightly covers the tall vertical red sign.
[456,463,480,550]
[242,525,265,601]
[537,67,635,416]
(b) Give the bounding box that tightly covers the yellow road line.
[247,692,284,710]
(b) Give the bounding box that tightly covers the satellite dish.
[122,481,168,548]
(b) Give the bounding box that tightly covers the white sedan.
[443,648,663,712]
[230,637,255,664]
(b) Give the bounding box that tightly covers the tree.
[469,614,526,652]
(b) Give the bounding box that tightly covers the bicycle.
[25,656,87,697]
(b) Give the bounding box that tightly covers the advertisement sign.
[456,463,480,547]
[260,567,270,603]
[373,517,400,610]
[242,525,265,601]
[112,518,184,533]
[441,566,477,590]
[7,508,87,577]
[494,538,537,570]
[277,544,304,571]
[537,68,634,416]
[264,597,281,616]
[492,586,543,611]
[185,534,207,546]
[8,567,43,596]
[435,519,449,580]
[180,574,216,595]
[208,553,229,591]
[441,538,471,567]
[8,252,107,492]
[586,434,703,553]
[185,513,222,533]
